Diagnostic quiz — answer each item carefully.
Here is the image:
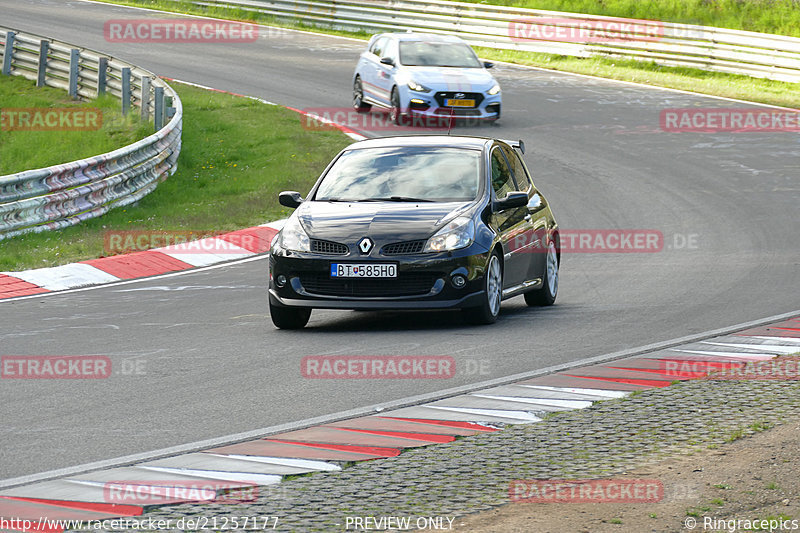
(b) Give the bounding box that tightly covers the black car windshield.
[314,147,481,202]
[399,41,482,68]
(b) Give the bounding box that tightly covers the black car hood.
[296,201,472,243]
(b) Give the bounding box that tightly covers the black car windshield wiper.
[320,196,435,203]
[361,196,435,202]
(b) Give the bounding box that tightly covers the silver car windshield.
[314,147,481,202]
[399,42,482,68]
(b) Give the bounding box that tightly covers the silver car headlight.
[488,84,501,95]
[407,80,431,92]
[424,217,475,252]
[279,216,311,252]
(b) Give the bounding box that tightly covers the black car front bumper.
[269,245,490,311]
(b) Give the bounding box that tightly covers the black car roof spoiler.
[501,139,525,154]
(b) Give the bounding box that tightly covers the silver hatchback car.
[352,32,502,124]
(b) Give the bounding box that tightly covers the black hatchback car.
[268,135,559,329]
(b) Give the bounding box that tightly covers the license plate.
[445,98,475,107]
[331,263,397,278]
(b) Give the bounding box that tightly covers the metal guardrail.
[187,0,800,83]
[0,27,182,240]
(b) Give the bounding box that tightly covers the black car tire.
[353,77,371,113]
[390,88,402,125]
[269,298,311,329]
[463,252,503,325]
[525,239,559,307]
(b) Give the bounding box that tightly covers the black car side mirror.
[279,191,304,209]
[494,191,528,211]
[380,57,395,66]
[483,61,494,69]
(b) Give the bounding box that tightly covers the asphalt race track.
[1,0,798,481]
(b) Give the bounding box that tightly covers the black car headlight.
[424,217,475,252]
[279,216,311,252]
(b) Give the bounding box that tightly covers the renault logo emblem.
[358,237,373,254]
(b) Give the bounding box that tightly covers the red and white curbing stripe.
[0,318,797,531]
[0,221,285,300]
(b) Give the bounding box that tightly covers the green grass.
[93,0,800,110]
[0,82,350,270]
[462,0,800,38]
[0,75,152,174]
[750,420,772,432]
[727,428,746,442]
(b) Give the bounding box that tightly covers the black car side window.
[490,148,516,199]
[502,146,531,191]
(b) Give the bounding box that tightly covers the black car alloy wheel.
[525,238,559,306]
[463,251,502,325]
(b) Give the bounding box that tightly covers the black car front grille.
[434,91,484,108]
[299,272,439,297]
[381,240,426,255]
[310,239,349,255]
